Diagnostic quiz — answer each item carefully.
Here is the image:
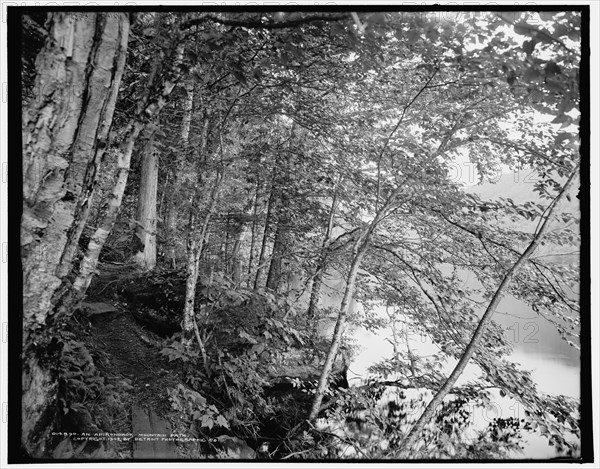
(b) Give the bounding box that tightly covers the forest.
[17,8,585,461]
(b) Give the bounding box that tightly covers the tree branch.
[181,13,349,31]
[395,162,580,457]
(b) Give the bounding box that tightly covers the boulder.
[79,302,120,319]
[215,435,256,459]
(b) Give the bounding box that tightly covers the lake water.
[305,173,581,457]
[315,268,580,458]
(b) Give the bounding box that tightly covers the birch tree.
[21,12,130,455]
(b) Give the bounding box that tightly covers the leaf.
[554,133,571,145]
[329,22,346,37]
[232,71,247,86]
[545,80,564,93]
[522,39,537,55]
[238,330,257,344]
[544,61,562,77]
[201,415,214,430]
[551,114,569,124]
[497,12,519,24]
[368,12,387,25]
[216,414,230,428]
[253,68,263,80]
[514,22,537,36]
[406,29,421,43]
[426,28,439,42]
[538,12,557,22]
[523,67,542,83]
[552,24,569,38]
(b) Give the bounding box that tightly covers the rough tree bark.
[66,21,186,305]
[265,214,287,292]
[132,127,159,269]
[228,199,254,285]
[265,125,296,292]
[230,228,246,284]
[396,166,580,457]
[21,12,129,456]
[307,183,339,321]
[254,163,278,290]
[165,81,194,266]
[246,173,261,286]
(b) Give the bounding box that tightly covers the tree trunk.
[254,173,276,290]
[231,229,245,284]
[182,171,224,336]
[21,12,129,456]
[229,202,254,286]
[65,23,186,306]
[308,195,392,421]
[70,121,143,299]
[181,114,212,336]
[165,81,194,266]
[396,166,579,457]
[308,184,339,321]
[247,175,261,286]
[308,232,368,421]
[265,219,286,292]
[132,128,159,270]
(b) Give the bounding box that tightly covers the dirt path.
[86,303,182,458]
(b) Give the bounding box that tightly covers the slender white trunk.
[165,81,194,266]
[72,122,144,297]
[66,16,185,305]
[182,171,224,335]
[396,166,579,457]
[308,235,368,421]
[308,183,339,321]
[309,193,394,421]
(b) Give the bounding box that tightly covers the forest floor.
[67,262,260,460]
[60,261,336,460]
[81,301,182,458]
[65,262,188,459]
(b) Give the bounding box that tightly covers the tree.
[396,164,580,457]
[303,11,581,455]
[132,125,159,269]
[19,9,583,459]
[67,13,187,304]
[21,12,130,455]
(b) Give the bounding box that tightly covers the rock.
[64,406,101,433]
[132,405,178,459]
[131,308,180,336]
[215,435,256,459]
[79,302,119,319]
